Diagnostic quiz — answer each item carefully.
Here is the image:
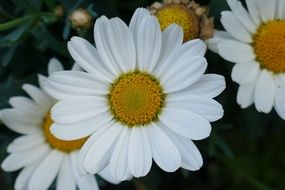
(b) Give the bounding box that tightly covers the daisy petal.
[48,58,64,75]
[22,84,53,111]
[103,18,136,72]
[15,164,38,190]
[161,56,207,93]
[79,125,111,175]
[9,96,44,117]
[0,109,41,135]
[109,127,132,181]
[94,16,122,75]
[51,96,108,124]
[277,0,285,19]
[174,74,225,98]
[129,8,151,38]
[179,140,203,171]
[254,70,275,113]
[156,24,183,66]
[164,129,203,171]
[7,134,44,153]
[183,39,207,56]
[147,123,182,172]
[29,150,63,190]
[159,109,211,140]
[226,0,257,33]
[245,0,261,25]
[57,155,76,190]
[76,175,99,190]
[207,30,233,53]
[155,39,206,77]
[274,75,285,119]
[71,62,82,71]
[44,71,109,100]
[38,74,48,90]
[237,82,256,108]
[167,95,224,122]
[231,62,260,84]
[68,37,114,83]
[70,152,100,190]
[218,40,255,63]
[1,144,50,172]
[136,16,161,72]
[84,122,123,174]
[99,166,121,184]
[2,109,42,124]
[221,11,252,43]
[257,0,276,22]
[128,127,152,178]
[51,112,113,140]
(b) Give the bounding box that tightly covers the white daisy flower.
[44,8,225,181]
[208,0,285,118]
[0,58,118,190]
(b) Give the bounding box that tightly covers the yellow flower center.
[253,20,285,73]
[155,3,199,42]
[43,113,87,152]
[108,71,165,127]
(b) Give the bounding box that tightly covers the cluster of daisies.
[1,0,284,189]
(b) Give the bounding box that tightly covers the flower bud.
[69,8,93,30]
[54,5,64,17]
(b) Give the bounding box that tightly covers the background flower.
[209,0,285,119]
[0,59,118,190]
[149,0,214,41]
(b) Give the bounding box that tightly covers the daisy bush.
[0,0,284,190]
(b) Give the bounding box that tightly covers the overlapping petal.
[44,71,109,100]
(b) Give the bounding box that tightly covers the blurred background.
[0,0,284,189]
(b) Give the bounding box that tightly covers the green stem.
[0,15,35,31]
[0,12,56,31]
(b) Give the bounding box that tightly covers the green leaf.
[31,24,68,56]
[0,23,31,47]
[210,132,234,158]
[40,12,57,23]
[0,12,57,32]
[0,15,35,31]
[0,45,18,67]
